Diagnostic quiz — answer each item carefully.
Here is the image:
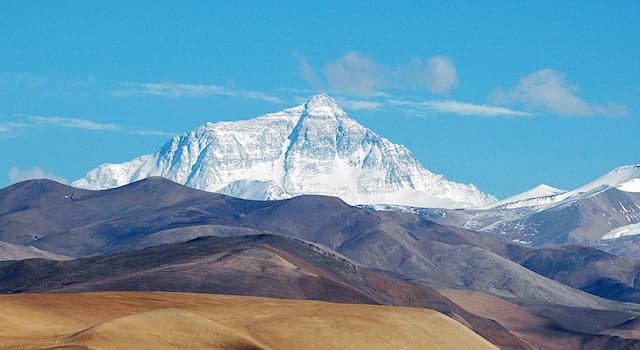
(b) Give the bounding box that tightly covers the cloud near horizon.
[0,114,176,137]
[8,166,68,184]
[490,69,629,117]
[30,116,121,130]
[111,82,285,104]
[387,98,531,117]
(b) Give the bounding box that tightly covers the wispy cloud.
[337,98,383,111]
[8,166,68,184]
[111,82,285,104]
[388,99,531,117]
[490,69,629,117]
[0,114,123,134]
[30,116,122,130]
[329,94,530,117]
[294,53,321,90]
[1,114,176,137]
[132,129,177,137]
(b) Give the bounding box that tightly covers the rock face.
[72,94,495,208]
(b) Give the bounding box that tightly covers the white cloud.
[388,99,531,117]
[402,56,459,94]
[8,167,68,184]
[2,114,179,138]
[338,98,383,110]
[490,69,628,117]
[112,82,285,104]
[132,129,177,137]
[301,52,460,97]
[30,116,121,130]
[323,51,387,97]
[0,114,122,134]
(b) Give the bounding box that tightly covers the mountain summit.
[73,94,495,208]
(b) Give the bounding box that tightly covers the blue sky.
[1,1,638,198]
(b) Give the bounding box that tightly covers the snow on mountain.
[481,184,566,209]
[480,165,640,211]
[602,222,640,240]
[617,178,640,193]
[567,164,640,197]
[73,94,495,208]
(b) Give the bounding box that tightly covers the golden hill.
[0,291,498,350]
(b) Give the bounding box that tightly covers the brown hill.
[0,234,530,350]
[0,292,498,350]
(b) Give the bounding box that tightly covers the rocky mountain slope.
[72,94,494,208]
[405,165,640,255]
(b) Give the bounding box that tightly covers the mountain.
[2,178,640,332]
[486,165,640,210]
[72,94,495,208]
[0,234,530,349]
[3,178,640,348]
[482,184,567,209]
[508,245,640,304]
[410,165,640,254]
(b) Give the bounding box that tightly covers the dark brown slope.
[0,177,267,256]
[0,180,602,307]
[0,234,531,350]
[508,245,640,303]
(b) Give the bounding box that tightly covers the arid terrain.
[0,292,498,350]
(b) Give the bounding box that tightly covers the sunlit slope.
[0,292,498,350]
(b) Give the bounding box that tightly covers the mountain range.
[2,178,640,348]
[406,165,640,256]
[69,94,640,253]
[3,95,640,349]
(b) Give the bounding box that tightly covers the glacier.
[73,94,496,208]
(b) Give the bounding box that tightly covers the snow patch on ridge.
[618,178,640,193]
[602,222,640,240]
[481,184,566,209]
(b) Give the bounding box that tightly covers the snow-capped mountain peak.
[576,164,640,194]
[479,164,640,211]
[303,93,345,116]
[482,184,566,209]
[73,94,496,208]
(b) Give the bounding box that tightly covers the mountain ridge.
[72,94,495,208]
